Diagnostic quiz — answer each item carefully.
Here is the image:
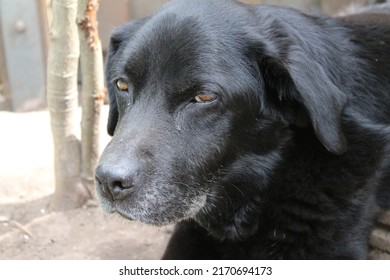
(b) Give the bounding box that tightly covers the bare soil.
[0,107,172,260]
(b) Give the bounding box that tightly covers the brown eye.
[116,79,129,91]
[194,93,216,103]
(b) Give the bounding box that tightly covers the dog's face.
[96,6,264,226]
[96,0,348,230]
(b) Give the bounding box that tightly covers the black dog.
[95,0,390,259]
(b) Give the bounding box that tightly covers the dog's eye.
[116,79,129,91]
[194,93,216,103]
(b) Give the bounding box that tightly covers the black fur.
[95,0,390,259]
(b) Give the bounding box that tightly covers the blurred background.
[0,0,384,112]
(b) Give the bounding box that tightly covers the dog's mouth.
[114,209,135,221]
[96,182,209,226]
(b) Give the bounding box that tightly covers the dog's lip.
[102,202,135,221]
[113,208,135,221]
[96,194,134,220]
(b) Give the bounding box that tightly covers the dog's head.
[96,0,348,230]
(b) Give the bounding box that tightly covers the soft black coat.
[95,0,390,259]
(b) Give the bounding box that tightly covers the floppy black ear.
[105,27,125,136]
[258,47,348,155]
[106,90,118,136]
[105,18,150,136]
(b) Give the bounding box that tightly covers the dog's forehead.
[123,23,250,91]
[121,15,213,82]
[110,0,260,97]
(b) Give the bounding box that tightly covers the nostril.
[95,175,112,198]
[112,180,134,190]
[108,178,134,199]
[95,164,138,199]
[112,180,123,189]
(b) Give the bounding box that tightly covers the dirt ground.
[0,106,172,260]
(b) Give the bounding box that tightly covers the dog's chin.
[111,207,193,226]
[113,210,135,222]
[97,194,208,226]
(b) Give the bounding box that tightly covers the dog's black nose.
[95,164,136,199]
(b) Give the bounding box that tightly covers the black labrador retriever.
[95,0,390,259]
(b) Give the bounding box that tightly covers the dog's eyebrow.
[109,73,131,85]
[111,58,144,86]
[177,82,199,95]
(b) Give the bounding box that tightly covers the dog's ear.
[105,18,149,136]
[257,46,348,155]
